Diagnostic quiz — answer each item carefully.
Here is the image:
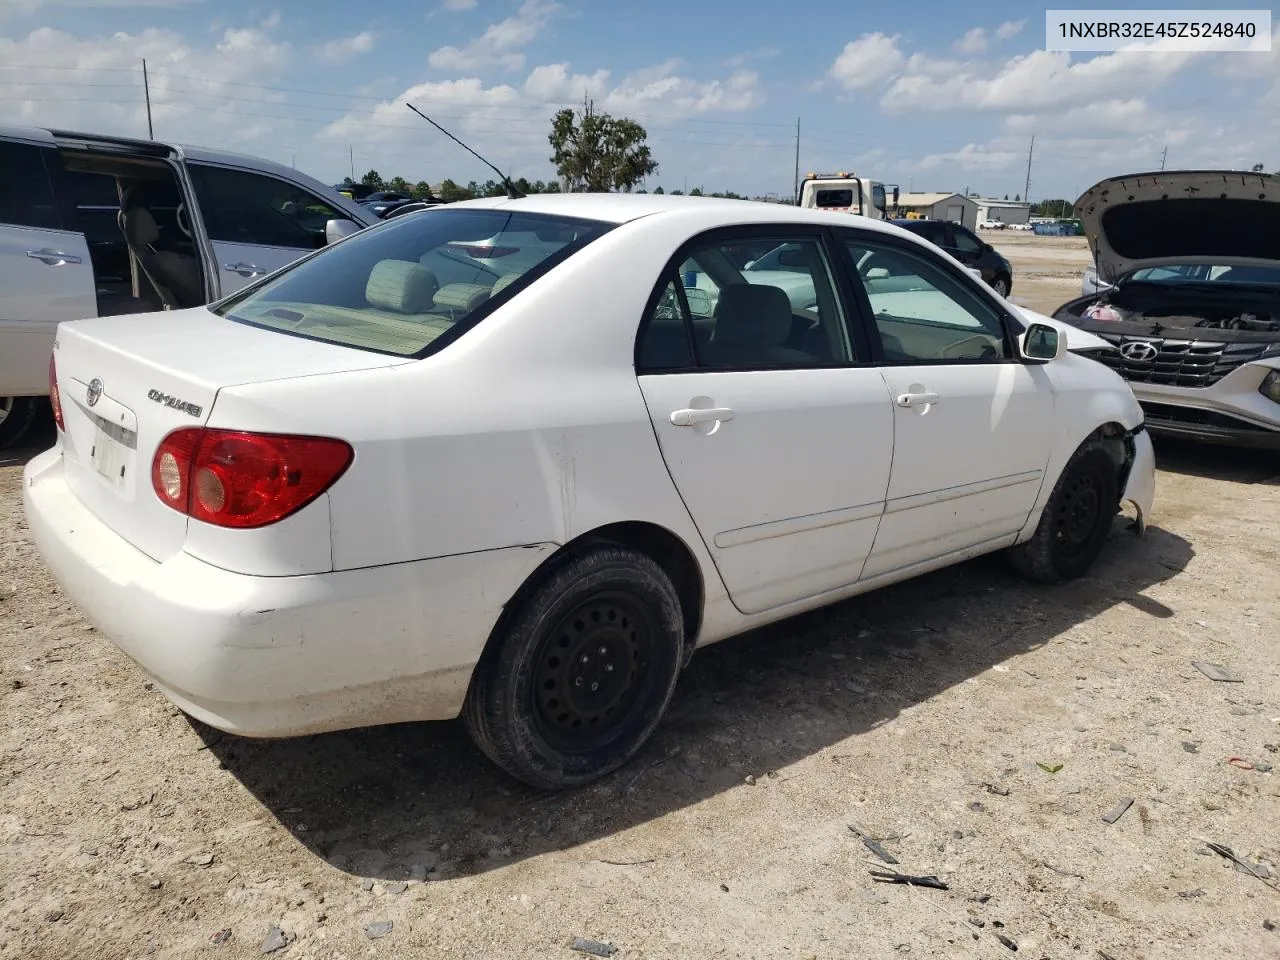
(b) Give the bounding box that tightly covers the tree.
[387,176,413,196]
[1013,193,1021,201]
[360,169,384,189]
[689,186,704,197]
[549,98,659,192]
[1003,193,1009,200]
[437,179,470,202]
[1252,162,1265,173]
[411,181,436,201]
[341,176,355,187]
[653,185,665,194]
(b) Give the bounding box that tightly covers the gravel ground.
[3,236,1280,960]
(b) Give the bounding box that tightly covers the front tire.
[463,545,684,789]
[0,396,42,450]
[991,274,1011,298]
[1008,438,1119,583]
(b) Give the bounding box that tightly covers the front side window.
[213,209,610,357]
[951,227,983,254]
[0,141,60,230]
[638,233,853,371]
[190,165,345,250]
[844,237,1010,363]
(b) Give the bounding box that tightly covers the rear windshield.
[213,209,612,357]
[815,188,855,208]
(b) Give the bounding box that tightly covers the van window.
[0,141,60,230]
[189,165,345,250]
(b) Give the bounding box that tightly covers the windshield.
[1124,263,1280,286]
[213,209,612,357]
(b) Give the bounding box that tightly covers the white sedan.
[25,194,1155,789]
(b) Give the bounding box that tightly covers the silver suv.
[0,126,376,448]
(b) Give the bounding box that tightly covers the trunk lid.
[53,306,408,562]
[1075,170,1280,283]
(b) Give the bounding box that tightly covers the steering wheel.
[940,334,999,360]
[175,202,192,238]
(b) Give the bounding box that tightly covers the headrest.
[431,282,492,314]
[365,260,439,314]
[713,284,793,347]
[119,206,159,247]
[489,273,522,297]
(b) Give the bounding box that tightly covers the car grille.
[1140,402,1275,433]
[1092,334,1270,388]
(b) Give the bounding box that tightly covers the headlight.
[1261,370,1280,403]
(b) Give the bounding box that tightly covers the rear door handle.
[224,262,264,277]
[27,248,82,265]
[896,391,940,408]
[670,406,735,427]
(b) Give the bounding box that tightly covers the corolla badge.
[1119,341,1159,363]
[86,377,103,407]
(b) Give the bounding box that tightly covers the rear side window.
[189,164,345,250]
[0,141,60,230]
[214,209,611,357]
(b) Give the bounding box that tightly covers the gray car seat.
[118,191,203,308]
[705,284,810,365]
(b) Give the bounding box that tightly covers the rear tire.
[1008,437,1119,583]
[991,274,1011,298]
[0,396,41,450]
[463,545,684,789]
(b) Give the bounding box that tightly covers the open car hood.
[1074,170,1280,283]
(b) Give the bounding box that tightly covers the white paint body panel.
[24,195,1155,738]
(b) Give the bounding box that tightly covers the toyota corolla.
[25,194,1154,788]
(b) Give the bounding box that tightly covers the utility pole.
[349,145,355,181]
[1023,135,1034,203]
[792,116,800,205]
[141,59,154,139]
[1160,145,1167,170]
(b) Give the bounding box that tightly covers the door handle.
[896,391,940,408]
[224,262,264,277]
[670,406,735,427]
[27,248,82,266]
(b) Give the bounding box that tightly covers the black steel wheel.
[464,545,684,789]
[1008,437,1119,583]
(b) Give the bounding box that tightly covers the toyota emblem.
[86,377,103,407]
[1118,341,1158,363]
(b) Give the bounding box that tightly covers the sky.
[0,0,1276,202]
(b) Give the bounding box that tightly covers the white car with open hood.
[1055,170,1280,449]
[25,194,1155,789]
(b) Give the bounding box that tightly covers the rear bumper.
[23,447,553,737]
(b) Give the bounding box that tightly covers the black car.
[891,218,1013,297]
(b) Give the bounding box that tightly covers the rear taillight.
[151,428,353,529]
[49,355,65,431]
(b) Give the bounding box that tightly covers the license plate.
[90,426,131,488]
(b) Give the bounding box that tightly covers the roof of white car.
[443,192,910,233]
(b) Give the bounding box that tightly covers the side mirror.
[1020,322,1068,363]
[965,266,984,282]
[891,186,900,206]
[324,218,361,245]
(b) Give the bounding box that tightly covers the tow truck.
[798,172,900,220]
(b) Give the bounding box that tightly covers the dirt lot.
[3,235,1280,960]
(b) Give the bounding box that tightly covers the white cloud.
[441,0,477,9]
[827,32,904,90]
[994,20,1025,41]
[1005,98,1162,137]
[428,0,558,72]
[316,31,375,64]
[0,0,197,14]
[523,62,610,102]
[954,28,987,55]
[914,141,1020,171]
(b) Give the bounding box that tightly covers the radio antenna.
[405,102,524,200]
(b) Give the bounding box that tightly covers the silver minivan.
[0,126,376,447]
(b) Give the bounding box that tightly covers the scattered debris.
[870,868,949,890]
[364,920,393,940]
[744,775,757,786]
[209,929,233,946]
[1205,843,1280,892]
[185,852,215,867]
[1236,861,1272,880]
[719,883,729,893]
[1264,919,1276,932]
[259,926,290,954]
[969,802,986,813]
[1041,861,1085,880]
[847,824,900,865]
[120,792,154,812]
[1191,661,1243,683]
[148,879,163,890]
[1036,762,1064,775]
[1101,799,1134,825]
[995,933,1018,951]
[985,783,1011,797]
[45,909,64,923]
[410,864,429,881]
[596,858,655,866]
[1182,741,1201,754]
[0,583,16,602]
[383,881,407,895]
[1178,888,1207,899]
[1228,757,1255,771]
[570,937,618,957]
[359,878,374,892]
[1257,763,1274,773]
[1109,743,1127,753]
